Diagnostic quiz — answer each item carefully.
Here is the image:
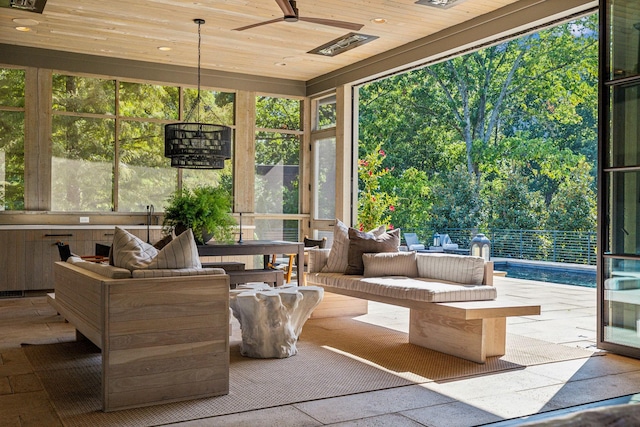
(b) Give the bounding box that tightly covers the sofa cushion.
[345,228,400,275]
[112,227,158,271]
[67,257,132,279]
[416,253,485,285]
[307,248,331,273]
[308,272,497,303]
[145,228,202,269]
[363,251,418,277]
[322,220,385,273]
[132,267,225,278]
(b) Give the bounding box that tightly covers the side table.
[229,284,324,358]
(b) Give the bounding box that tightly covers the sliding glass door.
[600,0,640,357]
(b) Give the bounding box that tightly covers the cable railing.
[430,228,597,265]
[258,225,597,266]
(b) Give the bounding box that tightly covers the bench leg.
[408,309,506,363]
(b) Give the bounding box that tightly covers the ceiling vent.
[308,33,378,57]
[3,0,48,13]
[415,0,467,8]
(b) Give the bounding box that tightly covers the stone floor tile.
[465,388,566,419]
[0,376,12,395]
[523,371,640,409]
[527,353,640,383]
[294,385,455,424]
[0,390,58,421]
[170,405,321,427]
[422,369,562,401]
[325,413,426,426]
[401,401,503,427]
[10,373,43,393]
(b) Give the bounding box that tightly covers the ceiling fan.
[233,0,363,32]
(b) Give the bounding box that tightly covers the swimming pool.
[493,261,596,288]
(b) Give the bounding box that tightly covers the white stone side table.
[229,284,324,358]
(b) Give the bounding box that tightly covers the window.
[50,73,236,212]
[0,68,25,210]
[254,95,302,240]
[181,89,235,193]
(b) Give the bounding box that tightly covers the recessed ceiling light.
[158,46,172,51]
[15,26,32,32]
[13,18,39,26]
[274,62,287,67]
[371,18,387,24]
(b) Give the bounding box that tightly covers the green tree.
[485,170,547,230]
[546,159,596,231]
[388,167,432,232]
[357,15,598,234]
[429,165,481,231]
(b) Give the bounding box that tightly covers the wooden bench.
[49,262,230,411]
[311,284,540,363]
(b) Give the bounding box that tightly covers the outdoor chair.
[404,233,425,251]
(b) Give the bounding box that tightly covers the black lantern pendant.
[164,19,232,169]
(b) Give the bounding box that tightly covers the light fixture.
[164,18,232,169]
[414,0,467,8]
[308,33,378,57]
[15,26,31,32]
[157,46,172,51]
[370,18,387,24]
[470,233,491,261]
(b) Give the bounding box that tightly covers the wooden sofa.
[49,261,230,412]
[306,249,540,363]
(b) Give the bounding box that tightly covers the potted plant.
[162,185,236,244]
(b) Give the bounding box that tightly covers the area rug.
[23,317,596,427]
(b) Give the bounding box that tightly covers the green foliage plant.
[162,185,236,244]
[357,144,398,231]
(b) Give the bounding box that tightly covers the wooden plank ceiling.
[0,0,525,81]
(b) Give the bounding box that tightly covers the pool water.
[494,262,596,288]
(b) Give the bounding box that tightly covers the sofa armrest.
[307,248,331,273]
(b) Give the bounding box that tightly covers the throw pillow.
[153,234,173,250]
[111,227,159,271]
[322,220,387,273]
[303,236,326,248]
[416,253,485,285]
[345,228,401,275]
[145,228,202,269]
[363,251,418,277]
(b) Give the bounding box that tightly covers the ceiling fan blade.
[298,17,363,31]
[233,17,284,31]
[274,0,296,17]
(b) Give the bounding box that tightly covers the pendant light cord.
[197,19,202,125]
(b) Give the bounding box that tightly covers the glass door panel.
[607,83,640,167]
[604,170,640,256]
[604,258,640,347]
[608,0,640,80]
[313,136,336,221]
[601,0,640,357]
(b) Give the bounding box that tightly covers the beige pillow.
[416,253,485,285]
[145,228,202,269]
[363,252,418,277]
[345,228,401,275]
[322,220,386,273]
[112,227,158,271]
